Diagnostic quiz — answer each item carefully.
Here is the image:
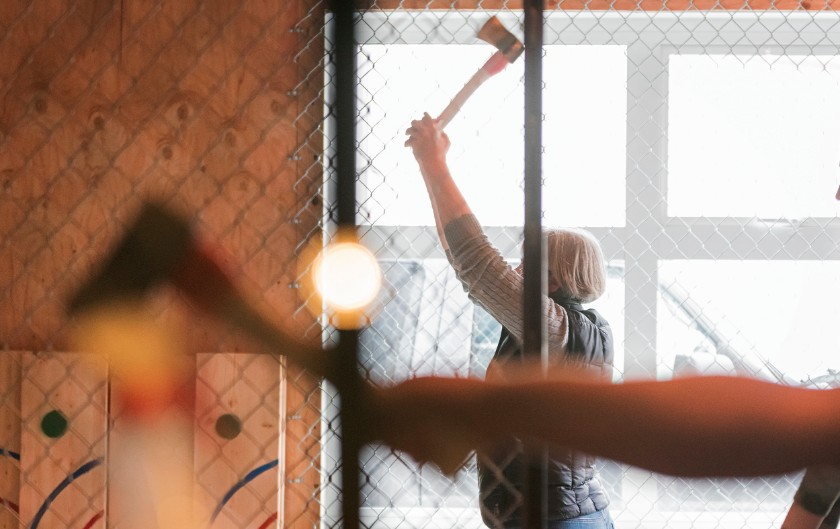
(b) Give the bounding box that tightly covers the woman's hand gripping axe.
[436,16,524,129]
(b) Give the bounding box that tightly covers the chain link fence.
[347,6,840,529]
[2,1,840,529]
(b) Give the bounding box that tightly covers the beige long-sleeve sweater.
[443,214,571,357]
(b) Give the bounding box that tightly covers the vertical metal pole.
[330,2,362,528]
[521,2,547,529]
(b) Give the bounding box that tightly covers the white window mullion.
[623,37,669,380]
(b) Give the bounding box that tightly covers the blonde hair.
[544,228,606,303]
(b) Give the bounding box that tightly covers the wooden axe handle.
[436,50,509,129]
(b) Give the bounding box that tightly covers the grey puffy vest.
[478,294,614,527]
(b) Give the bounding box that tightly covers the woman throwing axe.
[403,112,617,529]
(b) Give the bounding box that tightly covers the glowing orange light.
[298,233,383,330]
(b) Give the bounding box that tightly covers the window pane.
[668,53,840,218]
[543,46,627,228]
[359,259,482,513]
[359,261,424,384]
[658,260,840,385]
[654,260,837,513]
[356,44,626,227]
[356,44,518,226]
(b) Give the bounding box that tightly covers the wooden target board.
[19,352,107,529]
[0,352,21,529]
[194,353,285,529]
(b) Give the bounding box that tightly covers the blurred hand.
[796,465,840,516]
[365,364,605,475]
[366,377,480,476]
[784,465,840,529]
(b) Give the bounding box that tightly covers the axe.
[436,16,524,129]
[68,203,474,474]
[68,202,343,388]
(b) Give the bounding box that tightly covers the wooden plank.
[0,351,21,529]
[194,353,284,529]
[371,0,832,9]
[283,1,327,524]
[19,352,107,529]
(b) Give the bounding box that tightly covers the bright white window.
[659,260,840,383]
[668,53,840,219]
[356,44,626,227]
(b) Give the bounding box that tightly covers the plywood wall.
[0,0,324,352]
[0,1,324,527]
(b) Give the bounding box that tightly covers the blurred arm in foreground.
[368,372,840,479]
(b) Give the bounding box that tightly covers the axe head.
[477,16,524,63]
[68,202,194,316]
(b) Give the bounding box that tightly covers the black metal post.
[521,2,548,529]
[330,2,362,528]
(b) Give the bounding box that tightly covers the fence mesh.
[2,1,840,529]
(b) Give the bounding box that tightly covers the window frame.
[324,9,840,526]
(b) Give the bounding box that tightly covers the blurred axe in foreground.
[68,202,477,476]
[436,16,525,129]
[68,202,342,388]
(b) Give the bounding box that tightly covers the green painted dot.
[215,413,242,440]
[41,410,68,439]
